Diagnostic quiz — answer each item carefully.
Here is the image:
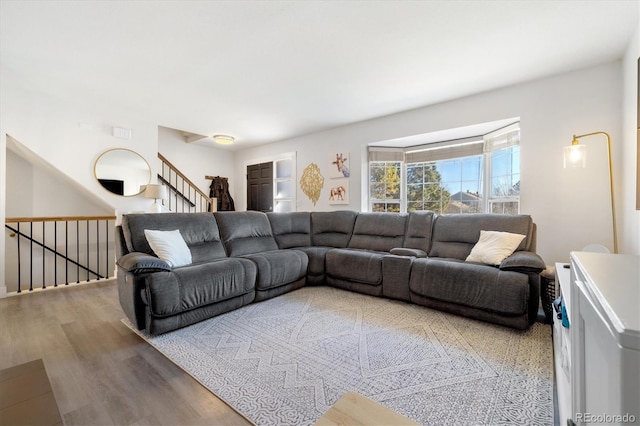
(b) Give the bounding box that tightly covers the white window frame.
[367,123,520,214]
[406,154,484,214]
[485,145,521,214]
[368,160,403,212]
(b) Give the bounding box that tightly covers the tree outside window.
[369,162,401,212]
[406,163,452,213]
[368,123,520,214]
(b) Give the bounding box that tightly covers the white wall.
[620,22,640,255]
[234,62,625,264]
[6,148,110,217]
[5,150,33,216]
[157,126,236,204]
[0,82,159,217]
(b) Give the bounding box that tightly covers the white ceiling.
[1,1,638,151]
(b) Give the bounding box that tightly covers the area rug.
[124,286,553,425]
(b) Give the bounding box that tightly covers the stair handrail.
[6,215,117,223]
[158,153,212,202]
[157,174,196,207]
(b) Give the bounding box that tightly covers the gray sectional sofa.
[115,210,545,335]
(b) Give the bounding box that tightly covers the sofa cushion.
[122,213,227,263]
[144,229,192,268]
[429,214,534,260]
[311,211,357,247]
[215,211,278,256]
[243,249,308,290]
[348,212,407,252]
[326,248,384,285]
[296,246,332,276]
[143,258,257,317]
[403,211,435,253]
[267,212,311,248]
[466,230,526,266]
[409,258,529,316]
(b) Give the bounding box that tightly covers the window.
[407,156,484,213]
[489,145,520,214]
[369,161,401,212]
[368,123,520,214]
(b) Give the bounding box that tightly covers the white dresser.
[555,252,639,426]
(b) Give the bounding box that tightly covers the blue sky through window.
[437,156,483,195]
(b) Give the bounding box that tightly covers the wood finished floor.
[0,280,251,426]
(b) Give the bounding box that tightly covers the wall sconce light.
[563,131,617,253]
[213,135,235,145]
[144,184,168,213]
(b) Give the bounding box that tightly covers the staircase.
[157,153,216,213]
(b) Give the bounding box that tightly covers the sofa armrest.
[117,252,172,273]
[499,251,545,274]
[389,247,428,258]
[382,254,414,301]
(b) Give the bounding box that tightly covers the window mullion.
[482,152,491,213]
[401,161,406,213]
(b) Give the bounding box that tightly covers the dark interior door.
[247,162,273,212]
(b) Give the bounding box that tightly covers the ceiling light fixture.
[213,135,235,145]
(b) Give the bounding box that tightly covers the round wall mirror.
[94,148,151,196]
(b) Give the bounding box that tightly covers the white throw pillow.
[144,229,192,268]
[466,230,526,266]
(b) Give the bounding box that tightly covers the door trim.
[242,152,297,212]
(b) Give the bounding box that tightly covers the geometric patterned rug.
[123,286,553,425]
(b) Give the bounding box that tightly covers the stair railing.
[4,215,117,294]
[158,153,215,213]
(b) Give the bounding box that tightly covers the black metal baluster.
[168,168,172,211]
[76,221,80,283]
[86,221,89,282]
[29,222,33,291]
[96,220,100,280]
[182,179,185,212]
[54,221,58,287]
[105,219,109,279]
[17,223,21,293]
[42,221,46,289]
[65,221,69,285]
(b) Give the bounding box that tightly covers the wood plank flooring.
[0,280,251,426]
[0,358,63,426]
